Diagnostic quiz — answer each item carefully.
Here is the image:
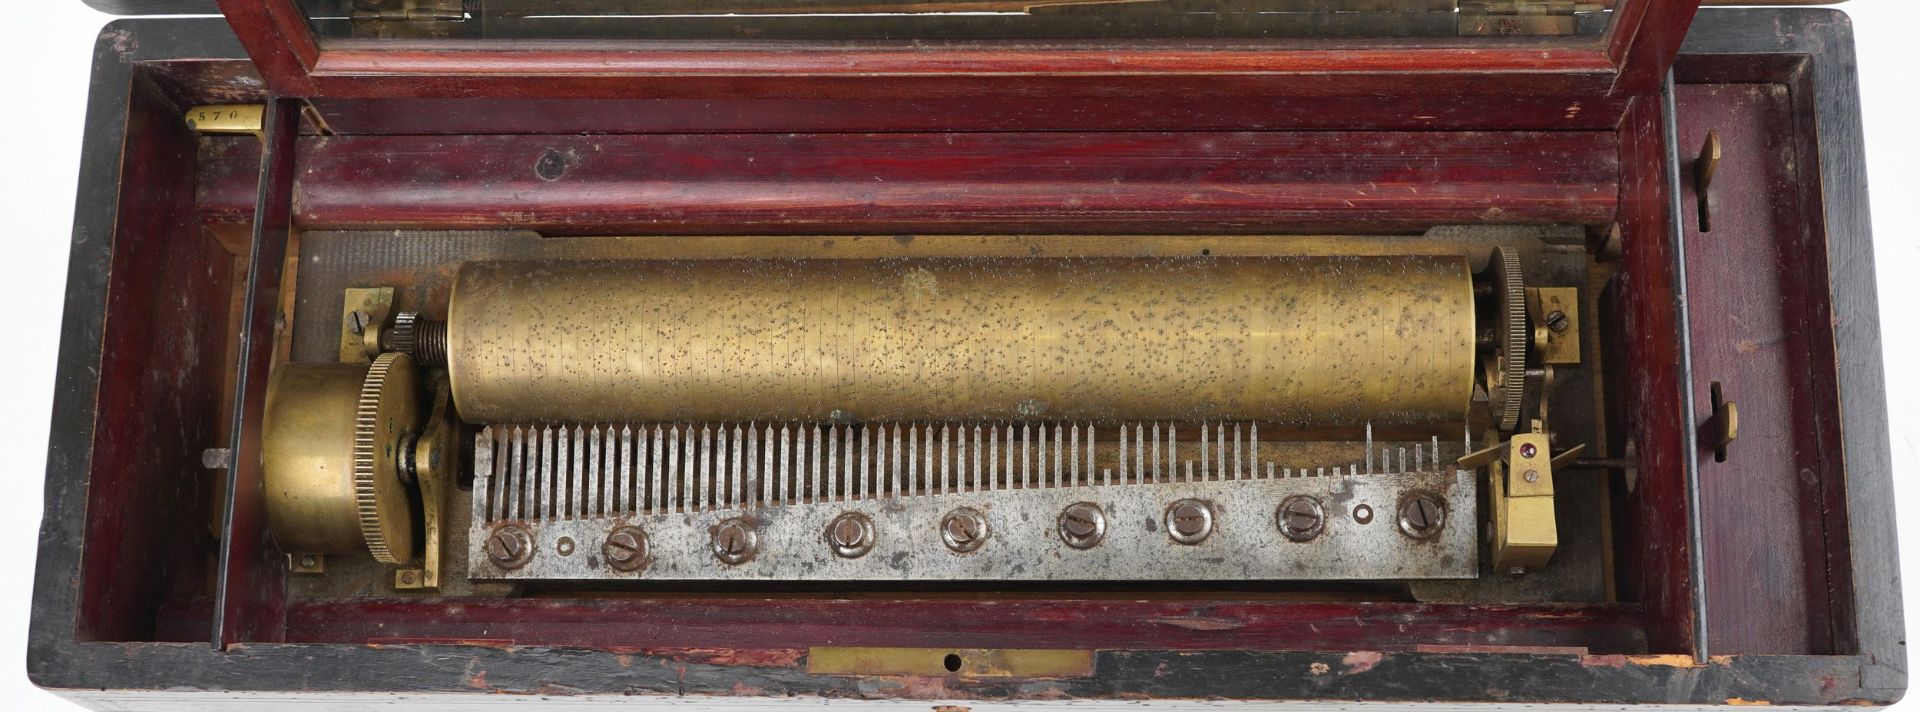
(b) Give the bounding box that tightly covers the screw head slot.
[1166,499,1215,545]
[826,512,877,559]
[712,518,760,565]
[1398,495,1446,539]
[603,526,650,572]
[1057,502,1108,549]
[940,507,990,553]
[1277,495,1327,542]
[484,524,535,570]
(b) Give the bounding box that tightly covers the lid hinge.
[351,0,467,37]
[1459,1,1604,36]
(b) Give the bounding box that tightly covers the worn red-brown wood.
[276,599,1651,653]
[1605,94,1696,656]
[208,0,1700,132]
[1674,76,1848,655]
[190,130,1621,234]
[74,73,231,644]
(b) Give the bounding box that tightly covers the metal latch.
[1459,1,1603,35]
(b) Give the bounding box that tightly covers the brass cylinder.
[445,257,1476,426]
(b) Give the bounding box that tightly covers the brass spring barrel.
[445,257,1476,426]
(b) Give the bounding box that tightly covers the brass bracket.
[287,553,326,574]
[185,104,265,141]
[1695,130,1723,232]
[807,647,1094,678]
[1526,287,1582,366]
[1462,420,1584,575]
[1704,381,1738,463]
[396,377,459,591]
[340,287,396,363]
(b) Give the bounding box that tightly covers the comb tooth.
[631,425,645,515]
[695,424,710,512]
[570,424,583,518]
[1199,422,1208,481]
[1069,423,1081,488]
[926,424,939,493]
[1092,425,1104,487]
[1433,435,1443,470]
[1185,460,1194,481]
[1020,423,1032,489]
[476,427,495,521]
[476,427,493,521]
[609,425,624,515]
[648,425,663,515]
[907,424,920,497]
[937,423,949,495]
[804,423,816,503]
[1164,422,1175,481]
[1005,424,1016,490]
[1415,440,1424,472]
[862,424,874,500]
[759,424,771,508]
[1150,423,1161,483]
[1251,422,1260,478]
[1036,423,1048,489]
[971,424,983,492]
[1052,423,1064,488]
[503,427,519,521]
[1133,424,1144,483]
[675,424,689,513]
[1232,423,1243,481]
[1216,423,1227,481]
[889,423,902,497]
[535,425,551,519]
[847,425,857,502]
[1267,461,1276,479]
[776,424,789,505]
[1365,423,1375,474]
[1118,424,1130,484]
[591,424,605,516]
[734,424,746,509]
[526,426,539,520]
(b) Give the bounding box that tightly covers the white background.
[0,3,1915,710]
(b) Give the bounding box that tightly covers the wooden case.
[26,1,1904,708]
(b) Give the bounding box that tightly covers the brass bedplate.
[259,231,1592,592]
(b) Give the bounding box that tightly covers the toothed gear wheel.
[355,352,421,564]
[1485,247,1528,432]
[387,311,420,357]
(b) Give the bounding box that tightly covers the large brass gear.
[355,352,421,564]
[1483,247,1528,432]
[262,354,421,564]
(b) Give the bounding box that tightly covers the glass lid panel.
[297,0,1619,43]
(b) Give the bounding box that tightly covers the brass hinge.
[351,0,465,37]
[1459,1,1603,35]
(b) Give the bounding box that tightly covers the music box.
[27,0,1904,708]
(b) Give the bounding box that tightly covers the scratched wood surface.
[194,131,1622,235]
[1675,81,1845,656]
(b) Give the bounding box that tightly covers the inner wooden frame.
[211,0,1699,132]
